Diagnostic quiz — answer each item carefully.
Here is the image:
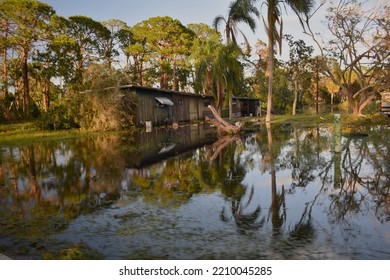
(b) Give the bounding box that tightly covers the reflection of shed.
[119,85,214,127]
[126,123,217,168]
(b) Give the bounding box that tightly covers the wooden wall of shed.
[198,97,213,119]
[120,86,223,127]
[172,95,214,123]
[136,91,173,126]
[172,95,188,123]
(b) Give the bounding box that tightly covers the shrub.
[76,89,136,131]
[36,99,79,130]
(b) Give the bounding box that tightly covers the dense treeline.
[0,0,388,130]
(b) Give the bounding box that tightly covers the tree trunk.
[21,49,30,115]
[42,79,50,112]
[229,91,233,120]
[292,68,298,116]
[217,81,224,116]
[266,23,274,123]
[2,19,8,98]
[3,46,8,98]
[207,105,242,134]
[173,56,177,91]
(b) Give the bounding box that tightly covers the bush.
[76,89,136,131]
[36,99,80,130]
[36,88,137,131]
[77,91,121,131]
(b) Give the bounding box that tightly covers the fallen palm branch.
[207,105,243,134]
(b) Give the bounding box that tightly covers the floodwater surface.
[0,123,389,259]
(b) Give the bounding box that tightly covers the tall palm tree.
[214,0,259,119]
[261,0,314,122]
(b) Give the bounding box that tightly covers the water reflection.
[0,123,389,259]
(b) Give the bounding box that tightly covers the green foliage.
[131,16,195,89]
[36,99,79,130]
[77,91,120,131]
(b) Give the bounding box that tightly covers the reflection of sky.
[54,146,73,167]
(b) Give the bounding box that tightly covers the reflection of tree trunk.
[206,134,241,161]
[294,127,299,168]
[333,114,342,189]
[266,123,279,233]
[334,151,342,189]
[28,146,41,199]
[11,166,19,199]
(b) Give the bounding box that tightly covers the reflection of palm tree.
[288,202,315,244]
[266,122,286,235]
[221,185,265,233]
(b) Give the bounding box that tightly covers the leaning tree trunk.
[207,105,242,134]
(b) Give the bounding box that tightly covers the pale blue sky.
[42,0,236,27]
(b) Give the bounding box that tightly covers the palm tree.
[214,0,259,119]
[260,0,314,122]
[214,0,259,47]
[196,43,243,116]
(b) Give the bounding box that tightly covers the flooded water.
[0,123,389,260]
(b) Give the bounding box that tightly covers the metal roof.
[155,97,174,106]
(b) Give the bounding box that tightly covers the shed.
[234,97,261,117]
[119,85,214,127]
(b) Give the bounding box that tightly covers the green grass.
[257,112,389,128]
[0,122,86,145]
[269,113,334,127]
[341,113,390,127]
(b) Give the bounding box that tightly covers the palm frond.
[213,15,226,30]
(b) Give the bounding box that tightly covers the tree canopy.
[0,0,389,125]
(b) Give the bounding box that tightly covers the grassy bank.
[0,122,86,145]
